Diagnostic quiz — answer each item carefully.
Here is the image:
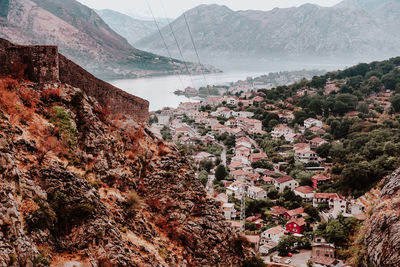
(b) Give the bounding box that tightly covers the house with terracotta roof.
[286,217,306,234]
[259,241,279,256]
[261,226,285,243]
[222,203,237,220]
[216,193,228,203]
[247,186,267,200]
[229,220,244,232]
[294,149,318,164]
[312,174,331,188]
[308,126,326,136]
[202,96,222,107]
[250,152,268,162]
[270,206,288,218]
[284,207,307,220]
[310,137,327,147]
[273,175,299,193]
[263,176,275,185]
[271,125,294,141]
[235,145,251,158]
[236,136,252,148]
[294,186,315,202]
[228,160,246,171]
[226,181,245,196]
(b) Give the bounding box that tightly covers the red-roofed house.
[294,186,315,202]
[235,145,251,157]
[304,118,323,128]
[312,174,331,189]
[270,206,288,218]
[284,207,306,220]
[247,186,267,200]
[310,137,327,147]
[274,176,299,193]
[294,149,318,164]
[261,226,285,243]
[308,126,326,136]
[286,218,306,234]
[250,152,268,162]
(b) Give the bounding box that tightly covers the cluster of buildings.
[149,83,368,266]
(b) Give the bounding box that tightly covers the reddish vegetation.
[41,87,61,103]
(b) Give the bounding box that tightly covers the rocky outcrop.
[0,77,250,266]
[365,168,400,266]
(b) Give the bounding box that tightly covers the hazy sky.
[78,0,343,19]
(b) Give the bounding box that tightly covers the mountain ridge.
[135,0,400,68]
[0,0,217,79]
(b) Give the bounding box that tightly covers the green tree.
[215,164,228,181]
[198,170,209,186]
[390,94,400,112]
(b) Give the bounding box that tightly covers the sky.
[77,0,343,19]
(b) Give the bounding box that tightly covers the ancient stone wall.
[58,54,149,123]
[0,38,149,123]
[7,46,59,83]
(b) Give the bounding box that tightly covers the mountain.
[0,0,216,78]
[0,38,250,266]
[135,1,400,68]
[96,9,169,45]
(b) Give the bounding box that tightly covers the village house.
[202,96,222,107]
[211,107,233,118]
[238,99,253,107]
[225,119,237,127]
[286,217,306,235]
[271,125,294,140]
[304,118,323,128]
[249,152,268,162]
[231,169,248,181]
[308,126,326,136]
[311,137,327,147]
[236,137,252,148]
[293,186,315,202]
[193,152,216,163]
[284,207,307,220]
[226,181,246,196]
[222,202,237,220]
[252,96,264,102]
[261,226,285,243]
[178,102,201,111]
[312,174,331,189]
[225,96,239,106]
[270,206,288,219]
[310,237,338,267]
[247,186,267,200]
[216,193,228,203]
[229,221,244,232]
[235,145,251,158]
[228,160,246,171]
[231,155,250,166]
[263,176,275,185]
[274,176,299,193]
[174,126,198,138]
[294,149,319,164]
[259,241,279,256]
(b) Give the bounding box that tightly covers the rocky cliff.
[0,51,250,266]
[365,168,400,266]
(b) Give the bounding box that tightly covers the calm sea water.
[109,62,347,111]
[109,71,265,111]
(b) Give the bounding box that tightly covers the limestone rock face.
[365,168,400,266]
[0,77,250,266]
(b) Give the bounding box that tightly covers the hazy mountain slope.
[96,9,167,45]
[0,0,214,78]
[135,1,400,66]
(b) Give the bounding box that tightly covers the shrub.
[41,87,61,103]
[241,256,266,267]
[126,191,142,218]
[25,198,57,232]
[50,106,78,149]
[232,235,251,256]
[33,250,50,267]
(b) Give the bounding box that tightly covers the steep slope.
[96,9,167,45]
[135,1,400,66]
[0,0,215,78]
[365,168,400,266]
[0,43,251,266]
